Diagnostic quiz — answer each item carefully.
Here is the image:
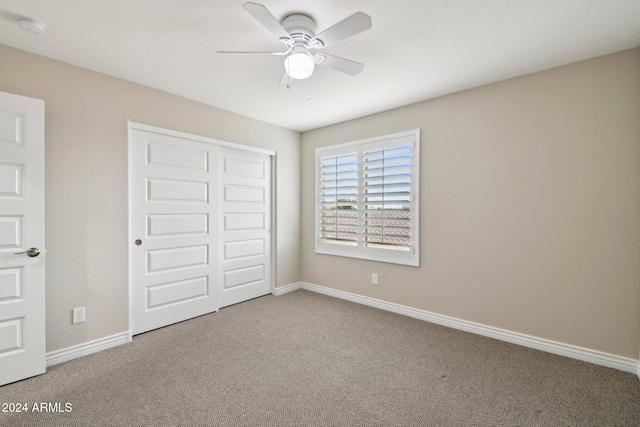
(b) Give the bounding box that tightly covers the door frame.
[127,122,276,334]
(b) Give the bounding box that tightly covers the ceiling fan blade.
[242,2,293,44]
[315,53,364,76]
[310,12,372,48]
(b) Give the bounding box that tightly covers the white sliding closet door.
[129,124,273,334]
[219,147,272,308]
[129,127,219,335]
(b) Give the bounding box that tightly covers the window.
[315,129,420,266]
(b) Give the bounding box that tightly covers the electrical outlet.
[72,307,86,324]
[372,273,378,285]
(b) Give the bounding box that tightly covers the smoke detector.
[17,18,47,35]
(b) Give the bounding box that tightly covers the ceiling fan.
[218,2,372,83]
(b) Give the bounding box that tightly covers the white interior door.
[129,127,219,334]
[219,147,272,308]
[0,91,45,386]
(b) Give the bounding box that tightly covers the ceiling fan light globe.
[284,53,315,79]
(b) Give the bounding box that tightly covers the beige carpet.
[1,290,639,426]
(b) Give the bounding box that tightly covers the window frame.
[315,129,420,266]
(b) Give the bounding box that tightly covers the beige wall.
[301,48,640,359]
[0,45,300,352]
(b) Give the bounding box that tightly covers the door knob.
[14,247,41,257]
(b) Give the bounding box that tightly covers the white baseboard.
[46,331,132,367]
[43,287,640,380]
[295,282,638,375]
[272,282,302,296]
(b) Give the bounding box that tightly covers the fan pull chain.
[307,78,312,100]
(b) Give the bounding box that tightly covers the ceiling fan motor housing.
[282,14,316,44]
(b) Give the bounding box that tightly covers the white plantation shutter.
[362,143,412,251]
[315,129,419,266]
[319,152,359,247]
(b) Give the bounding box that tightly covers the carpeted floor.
[1,289,639,426]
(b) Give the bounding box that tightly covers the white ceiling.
[1,1,639,132]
